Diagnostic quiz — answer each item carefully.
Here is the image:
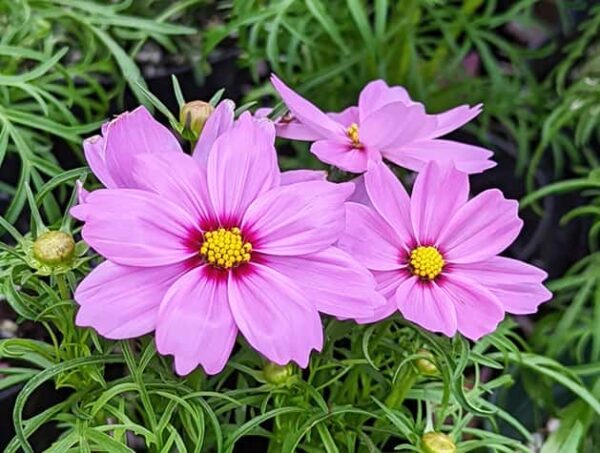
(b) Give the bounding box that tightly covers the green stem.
[385,366,417,408]
[55,273,70,301]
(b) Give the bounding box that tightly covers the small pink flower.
[72,113,385,375]
[339,161,551,340]
[270,74,495,174]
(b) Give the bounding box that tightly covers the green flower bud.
[32,231,75,266]
[421,432,456,453]
[263,362,294,385]
[416,348,439,376]
[180,101,214,138]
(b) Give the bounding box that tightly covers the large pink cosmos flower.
[339,161,551,340]
[270,74,495,174]
[72,112,385,375]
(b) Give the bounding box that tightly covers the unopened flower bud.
[263,362,294,385]
[32,231,75,266]
[180,101,214,138]
[421,432,456,453]
[416,349,439,376]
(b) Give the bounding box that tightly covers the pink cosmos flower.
[71,112,385,375]
[338,161,551,340]
[270,74,495,174]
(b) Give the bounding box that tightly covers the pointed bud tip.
[32,231,75,266]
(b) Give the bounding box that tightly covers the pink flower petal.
[384,139,496,174]
[83,135,117,188]
[395,278,458,337]
[439,189,522,263]
[156,266,237,375]
[270,74,346,139]
[361,102,436,150]
[425,104,483,139]
[75,261,188,339]
[354,270,411,323]
[264,247,386,320]
[410,162,469,246]
[440,273,505,340]
[192,100,235,165]
[242,180,353,256]
[327,106,359,126]
[104,106,182,188]
[311,139,370,173]
[280,169,327,186]
[207,113,280,225]
[73,189,198,267]
[364,161,413,245]
[451,256,551,314]
[131,152,213,226]
[338,202,405,271]
[228,263,323,367]
[358,80,414,120]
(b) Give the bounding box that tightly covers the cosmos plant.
[72,75,551,376]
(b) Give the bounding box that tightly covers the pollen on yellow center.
[346,123,361,147]
[200,227,252,269]
[409,246,445,280]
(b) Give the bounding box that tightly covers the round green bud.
[421,432,456,453]
[180,101,214,138]
[32,231,75,266]
[416,348,439,376]
[263,362,294,385]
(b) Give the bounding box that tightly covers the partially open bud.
[421,432,456,453]
[263,362,294,385]
[180,101,214,139]
[32,231,75,266]
[416,349,439,376]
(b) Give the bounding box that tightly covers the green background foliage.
[1,0,600,451]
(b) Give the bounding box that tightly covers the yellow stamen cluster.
[409,246,445,280]
[346,123,361,147]
[200,227,252,269]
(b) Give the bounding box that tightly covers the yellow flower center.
[200,227,252,269]
[346,123,361,147]
[409,246,445,280]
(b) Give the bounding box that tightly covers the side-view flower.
[269,74,495,174]
[339,161,552,339]
[72,106,385,375]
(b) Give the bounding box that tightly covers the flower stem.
[385,365,417,408]
[55,274,70,301]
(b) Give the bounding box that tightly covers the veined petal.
[156,266,237,375]
[242,181,353,256]
[228,263,323,367]
[311,139,370,173]
[104,106,182,188]
[338,202,406,271]
[424,104,483,139]
[327,106,359,127]
[440,273,505,340]
[208,113,280,226]
[353,269,411,323]
[75,261,188,339]
[358,80,414,120]
[410,161,469,246]
[395,277,458,337]
[264,247,386,320]
[439,189,522,263]
[72,189,198,267]
[83,135,117,188]
[132,152,213,225]
[384,139,495,174]
[192,100,235,165]
[451,256,551,314]
[280,169,327,186]
[364,161,413,245]
[271,74,346,139]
